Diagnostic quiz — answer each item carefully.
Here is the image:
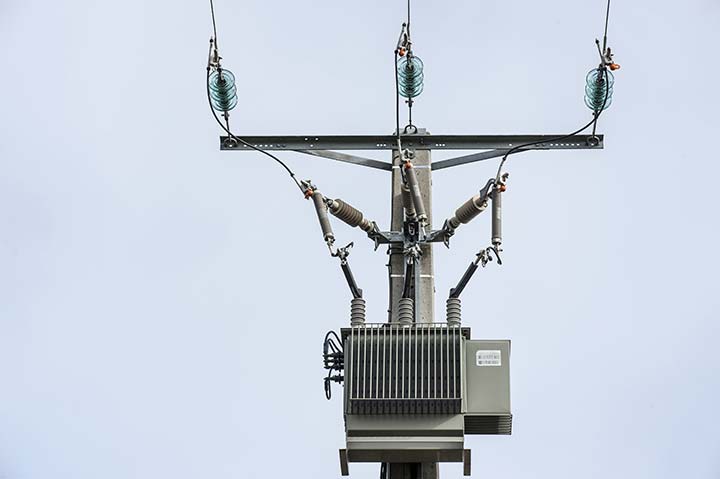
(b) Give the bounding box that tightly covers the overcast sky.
[1,0,719,478]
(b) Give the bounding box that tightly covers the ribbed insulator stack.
[584,68,614,112]
[446,297,462,326]
[209,69,239,112]
[350,297,366,326]
[328,199,374,233]
[398,298,414,325]
[397,55,424,99]
[447,194,488,231]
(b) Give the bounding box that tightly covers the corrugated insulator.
[446,298,461,326]
[448,194,488,230]
[329,199,374,233]
[398,298,414,325]
[209,69,238,112]
[397,55,424,99]
[351,297,366,326]
[584,68,614,112]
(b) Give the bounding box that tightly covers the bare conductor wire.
[210,0,218,47]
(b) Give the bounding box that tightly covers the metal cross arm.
[219,133,603,170]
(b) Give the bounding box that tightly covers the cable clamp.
[208,38,222,70]
[367,222,382,251]
[332,242,354,265]
[441,218,455,248]
[476,246,502,267]
[492,173,508,196]
[395,23,409,55]
[498,172,509,189]
[403,244,422,262]
[301,179,316,199]
[595,39,620,71]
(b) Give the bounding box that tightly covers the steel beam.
[220,134,603,151]
[293,149,391,171]
[431,149,528,171]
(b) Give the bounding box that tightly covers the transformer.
[337,323,510,475]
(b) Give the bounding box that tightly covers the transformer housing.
[339,323,510,469]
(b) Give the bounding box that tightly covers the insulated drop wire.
[494,68,611,184]
[205,68,302,192]
[394,51,403,153]
[494,0,614,182]
[206,0,301,192]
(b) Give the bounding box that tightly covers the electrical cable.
[323,330,344,400]
[326,338,339,354]
[394,50,403,154]
[210,0,218,47]
[206,2,303,192]
[407,0,411,38]
[324,370,334,399]
[493,107,605,184]
[494,25,612,182]
[493,0,613,183]
[603,0,611,51]
[324,330,343,352]
[205,66,302,191]
[405,0,414,129]
[402,0,413,131]
[394,0,416,144]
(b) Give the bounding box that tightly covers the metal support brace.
[432,149,527,170]
[294,149,391,171]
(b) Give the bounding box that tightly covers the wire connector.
[596,39,620,71]
[395,22,410,55]
[596,1,620,71]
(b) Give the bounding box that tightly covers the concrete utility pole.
[389,131,433,325]
[389,130,436,479]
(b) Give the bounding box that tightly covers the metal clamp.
[332,242,353,264]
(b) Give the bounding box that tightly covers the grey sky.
[1,0,719,478]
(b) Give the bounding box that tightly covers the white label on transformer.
[476,350,502,367]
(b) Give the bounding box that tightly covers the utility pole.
[207,4,618,479]
[219,132,603,479]
[389,131,436,479]
[389,131,433,325]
